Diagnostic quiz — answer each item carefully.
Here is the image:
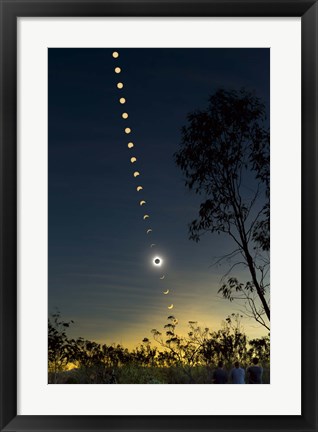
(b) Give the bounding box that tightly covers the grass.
[50,365,270,384]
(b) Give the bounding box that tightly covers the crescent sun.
[143,215,149,220]
[140,200,146,206]
[168,304,174,309]
[137,186,143,192]
[160,275,165,280]
[133,171,140,177]
[150,244,156,248]
[146,229,152,234]
[163,290,169,295]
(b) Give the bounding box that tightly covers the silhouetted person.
[247,357,263,384]
[230,361,245,384]
[213,361,228,384]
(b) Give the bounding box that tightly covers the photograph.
[1,0,317,429]
[48,47,270,385]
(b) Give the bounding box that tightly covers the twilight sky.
[48,48,270,348]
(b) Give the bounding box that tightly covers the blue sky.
[48,48,270,348]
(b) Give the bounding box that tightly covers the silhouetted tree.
[152,316,200,382]
[207,314,248,364]
[248,335,270,364]
[132,339,158,367]
[48,312,270,383]
[48,310,74,383]
[174,89,270,328]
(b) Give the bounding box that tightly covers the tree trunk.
[244,247,270,321]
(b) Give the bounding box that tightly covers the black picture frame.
[0,1,317,431]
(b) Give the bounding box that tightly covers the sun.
[153,256,163,267]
